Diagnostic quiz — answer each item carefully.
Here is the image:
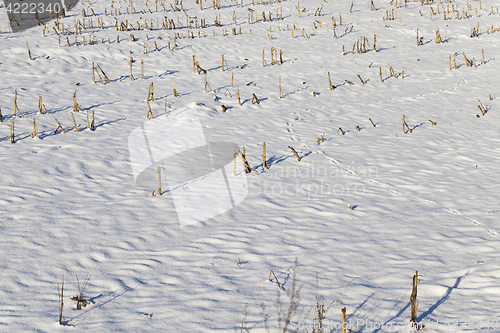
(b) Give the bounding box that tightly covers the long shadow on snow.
[410,122,425,132]
[241,97,268,106]
[417,273,467,322]
[268,151,312,165]
[370,273,467,332]
[93,117,126,130]
[68,287,133,322]
[372,301,411,333]
[352,292,376,331]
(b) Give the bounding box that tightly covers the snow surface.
[0,0,500,331]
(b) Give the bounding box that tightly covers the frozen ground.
[0,0,499,331]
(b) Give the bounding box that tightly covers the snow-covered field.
[1,0,499,331]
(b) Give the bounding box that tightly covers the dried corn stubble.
[316,133,325,144]
[54,119,66,134]
[173,81,179,97]
[402,115,412,133]
[71,113,80,132]
[251,93,260,104]
[235,147,257,174]
[328,72,335,90]
[73,90,82,112]
[14,89,25,118]
[9,121,15,143]
[279,75,284,98]
[288,146,301,161]
[262,143,270,169]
